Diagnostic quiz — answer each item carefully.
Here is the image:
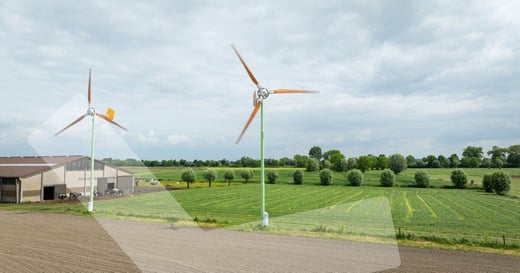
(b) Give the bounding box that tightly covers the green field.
[2,167,520,252]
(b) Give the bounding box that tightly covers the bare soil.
[0,210,140,273]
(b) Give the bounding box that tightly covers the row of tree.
[177,165,511,195]
[179,168,273,188]
[102,144,520,170]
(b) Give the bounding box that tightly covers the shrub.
[388,154,407,174]
[482,174,493,193]
[293,170,304,185]
[305,158,320,172]
[240,170,254,184]
[202,170,217,187]
[334,158,348,172]
[414,171,430,188]
[223,170,235,186]
[450,169,468,189]
[491,170,511,195]
[322,160,332,170]
[346,158,358,170]
[181,168,196,189]
[346,169,363,186]
[380,169,395,187]
[266,170,279,184]
[319,169,333,185]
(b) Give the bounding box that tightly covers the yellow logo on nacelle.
[106,107,115,121]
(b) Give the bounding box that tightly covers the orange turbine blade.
[55,114,87,136]
[236,102,262,144]
[96,113,127,131]
[273,89,319,94]
[231,44,260,87]
[88,69,92,106]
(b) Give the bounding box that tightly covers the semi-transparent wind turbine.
[55,69,127,212]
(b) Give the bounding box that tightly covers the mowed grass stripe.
[415,193,437,218]
[454,193,507,227]
[403,191,414,220]
[466,193,520,224]
[430,191,464,221]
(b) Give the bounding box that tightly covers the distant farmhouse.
[0,156,134,203]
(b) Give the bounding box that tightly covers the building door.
[43,186,55,200]
[1,178,18,203]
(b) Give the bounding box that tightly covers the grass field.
[2,167,519,252]
[100,167,520,248]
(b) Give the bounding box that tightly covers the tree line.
[102,144,520,170]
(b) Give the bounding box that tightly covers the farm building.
[0,156,134,203]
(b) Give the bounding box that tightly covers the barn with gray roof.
[0,156,134,203]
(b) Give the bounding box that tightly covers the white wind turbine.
[232,44,318,226]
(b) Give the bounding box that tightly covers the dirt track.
[0,210,519,273]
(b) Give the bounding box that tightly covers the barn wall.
[42,166,65,185]
[65,170,88,190]
[104,166,117,178]
[64,169,104,195]
[117,175,134,194]
[20,174,42,202]
[97,177,108,193]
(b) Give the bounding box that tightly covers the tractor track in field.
[415,193,437,218]
[1,209,519,273]
[403,191,414,219]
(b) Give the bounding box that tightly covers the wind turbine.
[55,69,127,212]
[232,44,318,226]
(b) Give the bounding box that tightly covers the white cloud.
[137,130,160,144]
[354,129,373,142]
[167,134,190,145]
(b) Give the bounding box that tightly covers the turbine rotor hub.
[257,87,270,101]
[87,106,96,116]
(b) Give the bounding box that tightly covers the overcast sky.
[1,0,519,161]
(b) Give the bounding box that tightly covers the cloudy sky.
[1,0,519,161]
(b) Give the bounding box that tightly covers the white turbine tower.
[55,69,127,212]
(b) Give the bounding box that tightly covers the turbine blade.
[273,89,319,94]
[96,113,128,131]
[231,44,260,87]
[253,91,258,107]
[88,69,92,106]
[236,102,261,144]
[55,114,87,136]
